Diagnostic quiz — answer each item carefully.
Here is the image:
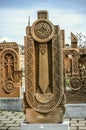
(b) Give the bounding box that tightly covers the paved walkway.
[0,111,25,130]
[0,111,86,130]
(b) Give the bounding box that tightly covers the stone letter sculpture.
[24,10,65,123]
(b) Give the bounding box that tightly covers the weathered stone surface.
[71,32,77,48]
[63,32,86,104]
[61,30,65,48]
[0,42,22,97]
[24,10,65,123]
[0,97,23,111]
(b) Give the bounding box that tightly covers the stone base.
[25,107,65,123]
[65,104,86,118]
[21,121,69,130]
[0,97,23,111]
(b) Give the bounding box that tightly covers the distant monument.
[71,32,78,48]
[63,32,86,104]
[61,30,65,48]
[24,10,65,123]
[0,42,22,97]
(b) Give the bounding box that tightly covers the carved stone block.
[0,42,22,97]
[24,10,65,123]
[71,32,78,48]
[63,33,86,103]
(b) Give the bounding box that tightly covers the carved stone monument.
[24,10,65,123]
[0,42,22,97]
[63,32,86,104]
[71,32,77,48]
[61,30,65,48]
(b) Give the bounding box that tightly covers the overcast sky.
[0,0,86,45]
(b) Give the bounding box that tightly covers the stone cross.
[24,10,65,123]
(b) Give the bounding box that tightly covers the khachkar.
[0,42,22,97]
[63,32,86,103]
[24,10,65,123]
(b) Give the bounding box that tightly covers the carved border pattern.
[25,26,64,113]
[81,78,86,92]
[0,48,19,91]
[25,36,35,108]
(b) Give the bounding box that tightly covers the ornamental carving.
[31,19,54,43]
[70,78,81,90]
[81,78,86,92]
[24,10,65,123]
[34,21,52,39]
[63,33,86,104]
[0,42,22,97]
[4,81,15,93]
[39,44,47,55]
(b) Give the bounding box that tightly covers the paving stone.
[64,119,70,121]
[15,120,24,123]
[0,116,8,119]
[8,127,20,130]
[12,118,24,120]
[71,118,85,121]
[70,127,77,130]
[79,120,86,123]
[5,123,19,127]
[0,127,8,130]
[0,123,4,126]
[71,123,85,127]
[79,127,86,130]
[1,120,15,124]
[0,119,10,121]
[70,120,77,123]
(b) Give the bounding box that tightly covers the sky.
[0,0,86,45]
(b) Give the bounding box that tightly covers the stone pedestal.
[0,97,23,111]
[65,104,86,118]
[21,122,69,130]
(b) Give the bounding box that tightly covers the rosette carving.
[31,19,54,43]
[4,81,15,93]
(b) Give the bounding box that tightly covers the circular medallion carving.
[31,19,54,43]
[4,81,15,93]
[34,22,52,39]
[81,78,86,92]
[70,78,81,90]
